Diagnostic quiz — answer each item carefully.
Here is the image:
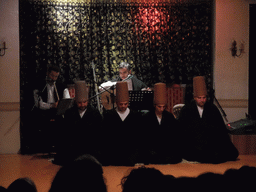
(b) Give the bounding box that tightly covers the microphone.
[122,74,133,82]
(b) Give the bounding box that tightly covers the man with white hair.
[117,62,147,91]
[100,62,148,110]
[100,61,148,91]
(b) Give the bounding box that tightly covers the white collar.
[156,115,162,124]
[197,105,204,118]
[79,108,87,118]
[116,108,130,121]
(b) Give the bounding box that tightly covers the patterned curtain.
[20,0,213,108]
[19,0,213,154]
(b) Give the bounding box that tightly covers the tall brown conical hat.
[193,76,207,97]
[75,81,88,102]
[115,81,129,102]
[154,83,167,105]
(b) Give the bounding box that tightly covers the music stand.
[129,91,154,111]
[56,98,74,116]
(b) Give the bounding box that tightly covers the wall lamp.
[230,40,244,57]
[0,42,7,56]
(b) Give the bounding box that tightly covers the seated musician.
[100,61,148,91]
[32,65,70,153]
[100,62,148,110]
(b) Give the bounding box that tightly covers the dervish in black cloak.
[53,104,103,165]
[102,108,143,166]
[178,100,239,164]
[142,109,182,164]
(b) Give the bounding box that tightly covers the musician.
[117,61,148,90]
[142,83,182,164]
[102,81,144,166]
[178,76,239,164]
[100,62,148,110]
[31,65,70,153]
[53,81,103,165]
[33,65,70,113]
[100,62,148,90]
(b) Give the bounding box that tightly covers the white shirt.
[116,108,130,121]
[34,84,70,110]
[99,76,133,91]
[156,115,162,125]
[197,105,204,118]
[79,109,87,118]
[126,79,133,91]
[47,84,55,104]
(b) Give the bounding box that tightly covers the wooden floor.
[0,154,256,192]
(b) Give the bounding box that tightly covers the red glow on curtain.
[138,7,168,34]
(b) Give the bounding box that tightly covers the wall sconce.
[0,42,7,56]
[230,40,244,57]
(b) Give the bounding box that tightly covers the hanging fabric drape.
[19,0,213,154]
[20,0,213,107]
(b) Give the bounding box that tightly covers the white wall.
[0,0,20,154]
[214,0,256,123]
[0,0,255,154]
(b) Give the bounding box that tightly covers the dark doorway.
[249,4,256,120]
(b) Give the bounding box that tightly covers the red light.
[137,7,167,34]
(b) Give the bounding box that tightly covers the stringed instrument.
[100,75,133,110]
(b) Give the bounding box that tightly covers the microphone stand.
[91,61,101,112]
[89,74,134,110]
[88,83,116,109]
[211,89,228,122]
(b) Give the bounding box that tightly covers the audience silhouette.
[121,165,256,192]
[3,154,256,192]
[49,154,107,192]
[0,186,6,192]
[121,166,168,192]
[7,177,37,192]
